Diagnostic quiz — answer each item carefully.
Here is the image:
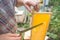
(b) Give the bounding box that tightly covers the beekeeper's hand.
[23,0,39,12]
[0,33,21,40]
[16,0,40,12]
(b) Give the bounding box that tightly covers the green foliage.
[49,0,60,6]
[18,22,30,28]
[48,0,60,40]
[47,32,58,40]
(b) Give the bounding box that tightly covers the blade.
[18,23,43,33]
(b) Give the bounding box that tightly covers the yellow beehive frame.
[30,12,52,40]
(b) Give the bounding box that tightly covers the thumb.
[24,4,32,12]
[7,33,19,37]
